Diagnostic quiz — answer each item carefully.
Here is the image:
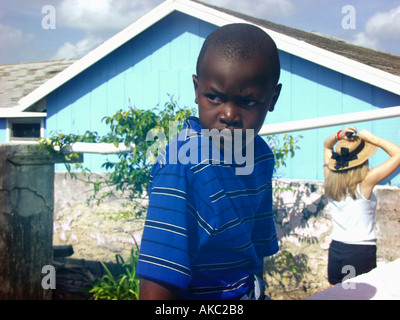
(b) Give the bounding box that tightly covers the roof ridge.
[0,58,79,68]
[193,0,400,76]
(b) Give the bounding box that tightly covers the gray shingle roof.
[0,59,78,109]
[195,0,400,77]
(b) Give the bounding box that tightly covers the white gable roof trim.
[13,0,400,113]
[0,110,47,118]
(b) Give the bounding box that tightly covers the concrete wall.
[53,173,145,262]
[0,144,55,299]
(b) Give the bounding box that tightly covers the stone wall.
[265,179,400,299]
[53,173,145,263]
[53,173,400,299]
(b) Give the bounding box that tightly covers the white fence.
[50,105,400,153]
[258,105,400,136]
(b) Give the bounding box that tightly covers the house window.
[12,122,41,138]
[7,118,44,141]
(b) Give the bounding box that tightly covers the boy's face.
[193,51,281,150]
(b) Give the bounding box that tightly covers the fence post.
[0,143,82,299]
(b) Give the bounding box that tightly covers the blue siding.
[43,12,400,185]
[46,12,216,171]
[0,118,6,141]
[268,52,400,185]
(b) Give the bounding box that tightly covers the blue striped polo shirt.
[136,117,279,299]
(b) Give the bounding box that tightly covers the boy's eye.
[242,99,257,107]
[206,94,222,103]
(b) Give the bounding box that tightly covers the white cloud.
[0,24,34,48]
[52,36,103,59]
[52,0,164,60]
[0,24,35,62]
[0,24,23,46]
[57,0,163,35]
[349,5,400,52]
[365,5,400,39]
[350,32,380,50]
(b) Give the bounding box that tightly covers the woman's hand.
[358,129,377,145]
[340,126,357,140]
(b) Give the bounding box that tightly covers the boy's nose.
[219,102,241,126]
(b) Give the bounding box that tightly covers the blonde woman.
[323,126,400,285]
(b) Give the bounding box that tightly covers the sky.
[0,0,399,65]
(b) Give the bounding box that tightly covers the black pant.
[328,240,377,285]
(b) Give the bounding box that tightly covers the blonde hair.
[324,161,369,201]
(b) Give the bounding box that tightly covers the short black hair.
[196,23,281,86]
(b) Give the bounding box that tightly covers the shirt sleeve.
[136,163,193,291]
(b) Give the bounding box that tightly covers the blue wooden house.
[1,0,400,184]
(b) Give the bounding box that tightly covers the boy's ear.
[192,74,199,104]
[268,83,282,112]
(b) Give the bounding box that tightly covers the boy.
[136,23,282,300]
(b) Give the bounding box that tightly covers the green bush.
[89,247,140,300]
[39,97,195,217]
[39,97,301,218]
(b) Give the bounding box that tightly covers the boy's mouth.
[215,128,237,143]
[214,128,248,147]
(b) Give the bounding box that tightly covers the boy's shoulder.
[255,134,273,153]
[149,117,203,173]
[150,116,274,178]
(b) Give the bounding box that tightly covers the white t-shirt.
[328,184,377,245]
